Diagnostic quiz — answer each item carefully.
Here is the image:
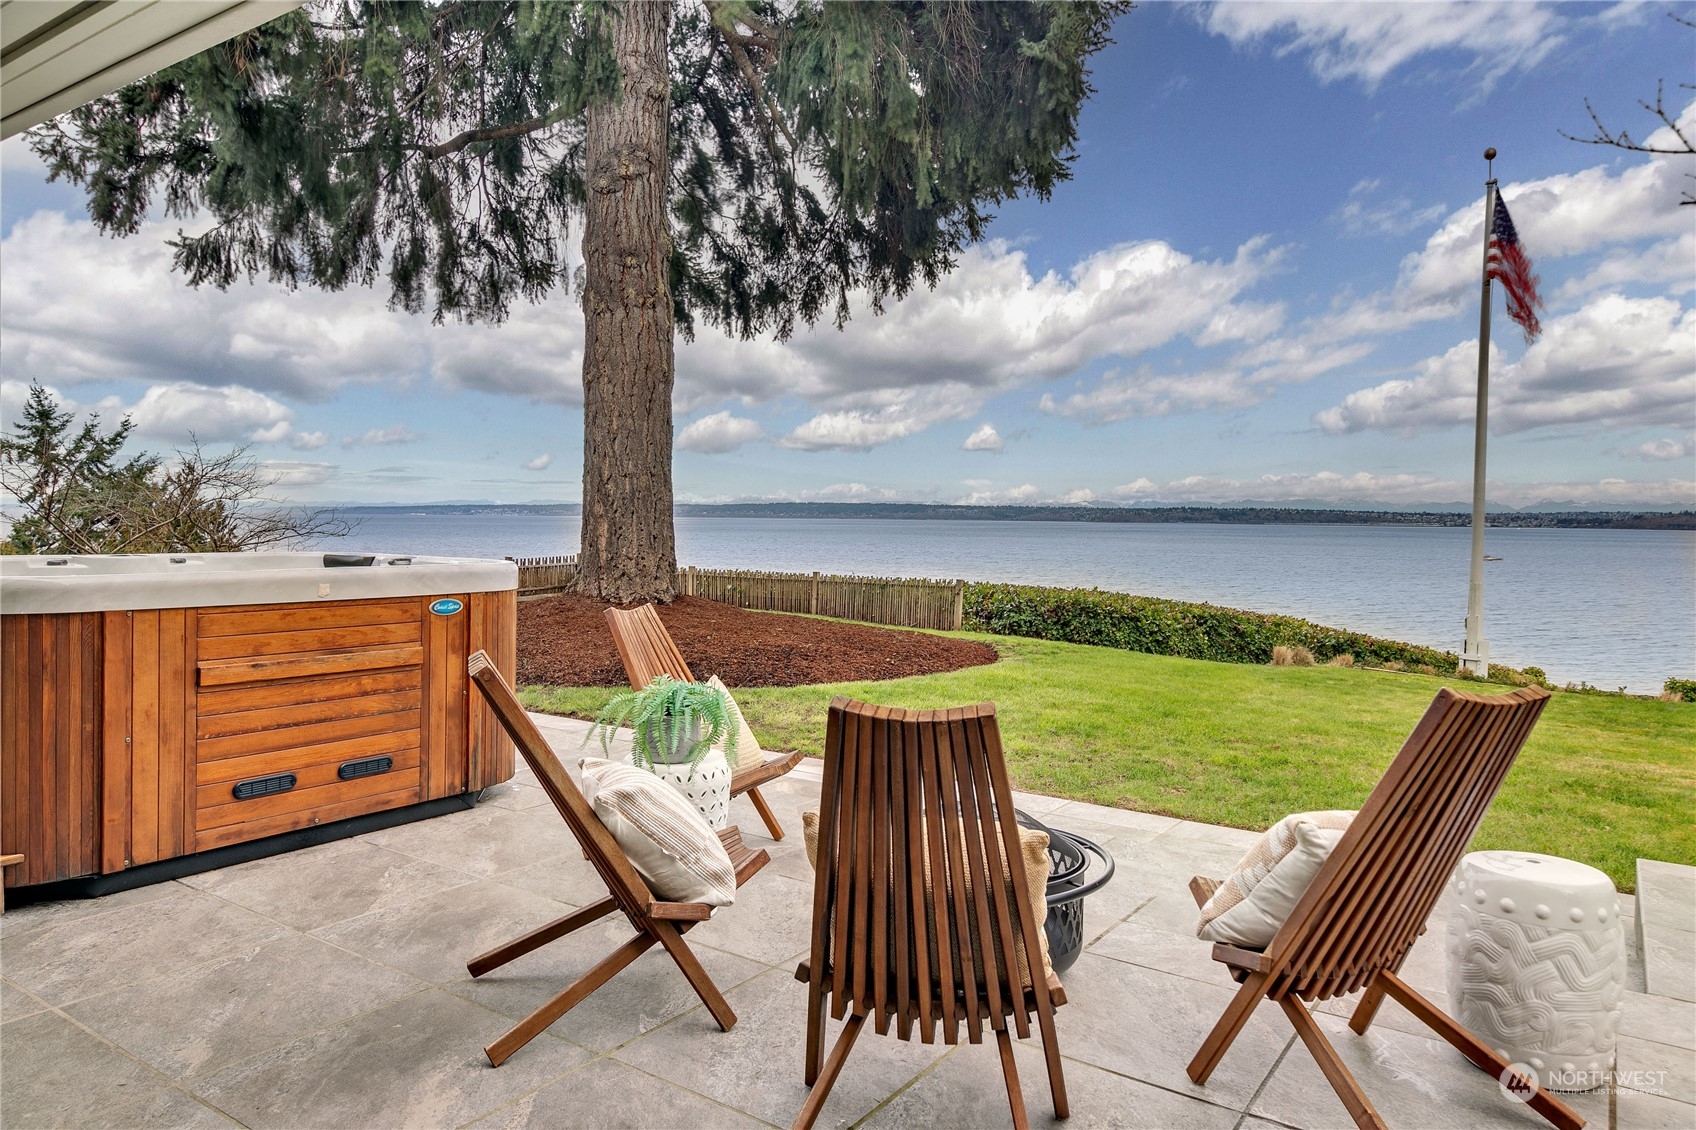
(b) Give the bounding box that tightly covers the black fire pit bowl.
[1016,810,1116,974]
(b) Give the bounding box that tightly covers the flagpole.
[1463,147,1497,678]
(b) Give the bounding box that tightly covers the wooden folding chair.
[604,604,803,840]
[465,650,770,1067]
[1186,685,1585,1130]
[793,698,1067,1130]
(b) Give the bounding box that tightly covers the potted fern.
[588,676,739,828]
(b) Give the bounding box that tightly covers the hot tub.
[1,552,518,893]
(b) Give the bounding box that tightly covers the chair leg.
[1348,973,1390,1034]
[995,1026,1032,1130]
[651,920,738,1030]
[1377,971,1585,1130]
[792,1010,866,1130]
[1187,971,1269,1084]
[804,979,827,1085]
[1035,997,1069,1119]
[486,931,655,1067]
[468,896,617,977]
[1279,996,1387,1130]
[747,786,786,840]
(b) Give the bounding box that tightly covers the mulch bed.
[517,594,998,687]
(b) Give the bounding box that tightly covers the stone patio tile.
[495,851,615,909]
[1249,1009,1610,1130]
[1619,1032,1696,1106]
[177,837,478,931]
[1,976,49,1024]
[689,870,815,966]
[1120,889,1209,938]
[311,878,576,986]
[478,780,558,811]
[66,932,423,1080]
[1047,953,1293,1111]
[0,886,289,1006]
[0,1009,162,1128]
[1045,801,1180,842]
[193,989,590,1130]
[1615,1087,1696,1130]
[860,1040,1242,1130]
[1010,790,1073,816]
[448,912,768,1053]
[465,1054,769,1129]
[80,1085,239,1129]
[0,879,177,941]
[1620,989,1696,1051]
[1088,918,1222,985]
[1637,860,1695,928]
[614,967,948,1129]
[362,805,583,879]
[1641,925,1696,1004]
[1312,985,1459,1042]
[1624,915,1647,994]
[1161,821,1264,852]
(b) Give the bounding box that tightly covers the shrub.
[1415,664,1438,676]
[963,582,1490,674]
[1270,645,1294,666]
[1664,677,1696,703]
[1327,654,1355,667]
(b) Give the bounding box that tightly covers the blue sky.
[2,1,1692,508]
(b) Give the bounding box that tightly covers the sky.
[2,1,1693,510]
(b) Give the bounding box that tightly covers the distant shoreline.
[331,501,1696,531]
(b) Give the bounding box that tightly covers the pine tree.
[32,0,1125,600]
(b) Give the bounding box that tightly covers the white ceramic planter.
[636,716,732,830]
[1448,851,1625,1093]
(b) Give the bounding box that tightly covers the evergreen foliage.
[590,674,738,772]
[32,1,1123,336]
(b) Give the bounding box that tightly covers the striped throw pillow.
[580,757,737,907]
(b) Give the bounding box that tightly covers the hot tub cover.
[0,552,517,614]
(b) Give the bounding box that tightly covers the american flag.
[1487,193,1542,342]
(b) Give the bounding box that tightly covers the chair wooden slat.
[1185,685,1584,1130]
[793,697,1067,1130]
[463,650,769,1067]
[604,604,803,840]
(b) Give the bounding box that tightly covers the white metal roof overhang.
[1,0,301,139]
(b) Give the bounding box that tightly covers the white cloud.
[121,381,294,443]
[957,483,1041,505]
[0,212,426,400]
[342,424,421,448]
[1107,470,1694,509]
[1317,294,1696,435]
[522,452,554,471]
[1057,488,1096,504]
[1629,437,1693,462]
[290,430,329,450]
[807,482,901,501]
[962,423,1004,452]
[676,411,763,454]
[1333,179,1448,238]
[1198,1,1564,92]
[259,461,335,487]
[1040,365,1270,423]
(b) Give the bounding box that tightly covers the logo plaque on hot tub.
[430,598,464,616]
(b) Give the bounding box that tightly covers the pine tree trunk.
[576,0,677,604]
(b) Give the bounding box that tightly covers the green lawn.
[521,630,1695,891]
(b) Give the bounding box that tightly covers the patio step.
[1636,858,1696,1001]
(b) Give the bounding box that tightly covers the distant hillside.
[332,501,1696,530]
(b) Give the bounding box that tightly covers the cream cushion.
[1197,810,1355,947]
[706,675,764,772]
[801,809,1054,985]
[579,756,736,907]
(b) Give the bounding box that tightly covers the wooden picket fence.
[509,555,964,631]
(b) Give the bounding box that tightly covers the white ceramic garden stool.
[1447,850,1625,1092]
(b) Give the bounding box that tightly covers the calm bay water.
[314,512,1695,694]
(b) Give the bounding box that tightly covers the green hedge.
[962,582,1473,673]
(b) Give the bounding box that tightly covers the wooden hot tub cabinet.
[2,588,516,890]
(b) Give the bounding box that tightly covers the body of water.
[314,512,1695,694]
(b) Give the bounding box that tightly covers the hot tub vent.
[232,773,297,801]
[338,756,394,781]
